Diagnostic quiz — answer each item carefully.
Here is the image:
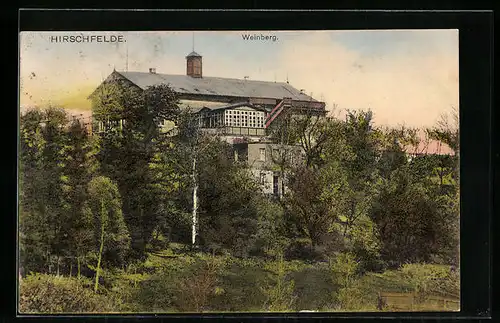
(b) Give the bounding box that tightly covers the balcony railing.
[265,98,326,128]
[203,126,266,137]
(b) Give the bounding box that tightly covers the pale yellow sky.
[19,30,459,128]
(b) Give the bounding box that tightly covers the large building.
[91,51,326,133]
[90,50,327,197]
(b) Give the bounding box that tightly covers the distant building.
[90,50,327,197]
[402,130,456,160]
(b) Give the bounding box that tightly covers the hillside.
[19,243,460,313]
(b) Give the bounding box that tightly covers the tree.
[19,107,72,274]
[427,106,459,156]
[85,176,130,291]
[19,108,50,273]
[267,111,337,169]
[60,118,97,277]
[327,111,383,268]
[376,126,409,180]
[195,136,263,257]
[269,110,383,262]
[424,107,460,264]
[283,163,348,249]
[91,82,180,258]
[39,108,72,274]
[342,110,380,186]
[147,135,189,246]
[369,166,454,267]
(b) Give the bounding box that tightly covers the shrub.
[335,283,378,311]
[292,264,336,311]
[330,252,359,288]
[210,259,269,312]
[260,254,297,312]
[174,257,225,312]
[130,272,175,312]
[400,263,459,300]
[19,273,117,313]
[329,252,372,311]
[129,254,230,313]
[284,238,322,262]
[250,199,289,258]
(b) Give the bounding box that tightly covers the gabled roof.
[403,139,455,156]
[186,51,202,58]
[115,71,318,102]
[401,130,456,156]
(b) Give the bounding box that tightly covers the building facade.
[90,50,326,197]
[233,141,303,197]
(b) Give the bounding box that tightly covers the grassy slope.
[21,242,458,313]
[356,265,459,311]
[104,245,459,312]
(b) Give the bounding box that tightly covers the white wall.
[224,108,266,128]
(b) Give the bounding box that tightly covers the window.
[273,176,279,196]
[260,173,266,185]
[260,148,266,161]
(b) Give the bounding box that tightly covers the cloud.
[19,31,459,128]
[276,31,459,128]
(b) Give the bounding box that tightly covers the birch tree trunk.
[192,156,198,246]
[94,199,106,293]
[77,256,81,279]
[56,256,60,276]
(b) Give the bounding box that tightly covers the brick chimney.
[186,51,202,78]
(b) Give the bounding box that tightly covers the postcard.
[18,29,460,314]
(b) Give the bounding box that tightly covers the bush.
[400,263,459,300]
[174,257,225,312]
[335,283,378,311]
[292,264,336,311]
[330,252,359,288]
[260,254,297,312]
[284,238,322,262]
[210,259,269,311]
[128,254,230,313]
[19,273,117,313]
[130,272,175,312]
[250,199,289,258]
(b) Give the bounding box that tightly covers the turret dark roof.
[186,51,202,58]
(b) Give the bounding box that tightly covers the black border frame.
[5,8,494,322]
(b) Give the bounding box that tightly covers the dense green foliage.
[19,83,459,312]
[19,251,459,313]
[19,273,118,313]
